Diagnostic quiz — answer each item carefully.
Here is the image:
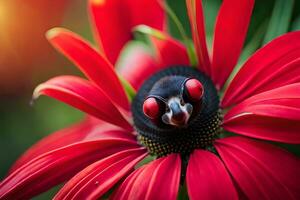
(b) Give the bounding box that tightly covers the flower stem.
[158,1,197,66]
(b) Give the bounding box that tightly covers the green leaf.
[159,1,198,66]
[118,75,136,102]
[135,155,156,169]
[239,20,268,65]
[133,25,167,40]
[202,0,222,49]
[263,0,294,44]
[177,183,189,200]
[222,20,267,93]
[291,15,300,31]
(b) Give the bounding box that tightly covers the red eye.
[185,79,204,102]
[143,97,160,119]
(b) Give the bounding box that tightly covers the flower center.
[132,66,221,157]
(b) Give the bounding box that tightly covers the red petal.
[112,154,181,200]
[0,138,139,200]
[186,0,211,75]
[151,33,190,67]
[34,76,132,130]
[118,33,190,90]
[117,42,160,90]
[111,165,144,200]
[222,31,300,107]
[54,148,147,200]
[89,0,165,64]
[223,83,300,143]
[211,0,254,89]
[47,28,129,111]
[215,137,300,200]
[10,118,135,173]
[186,150,238,200]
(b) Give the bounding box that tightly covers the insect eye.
[185,79,204,102]
[143,97,160,119]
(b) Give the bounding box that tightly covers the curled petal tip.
[46,28,60,40]
[133,25,167,40]
[32,84,44,100]
[46,27,68,40]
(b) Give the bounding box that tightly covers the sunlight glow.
[0,2,9,29]
[92,0,106,6]
[0,1,12,63]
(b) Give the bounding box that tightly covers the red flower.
[1,0,300,199]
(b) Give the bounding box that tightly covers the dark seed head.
[132,66,221,157]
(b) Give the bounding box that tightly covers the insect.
[142,76,204,127]
[132,66,220,156]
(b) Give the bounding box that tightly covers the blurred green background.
[0,0,299,199]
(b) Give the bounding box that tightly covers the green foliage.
[291,15,300,31]
[263,0,294,44]
[0,97,83,179]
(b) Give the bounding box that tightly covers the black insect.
[142,76,203,127]
[132,66,220,156]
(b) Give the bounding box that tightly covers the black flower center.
[132,66,221,157]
